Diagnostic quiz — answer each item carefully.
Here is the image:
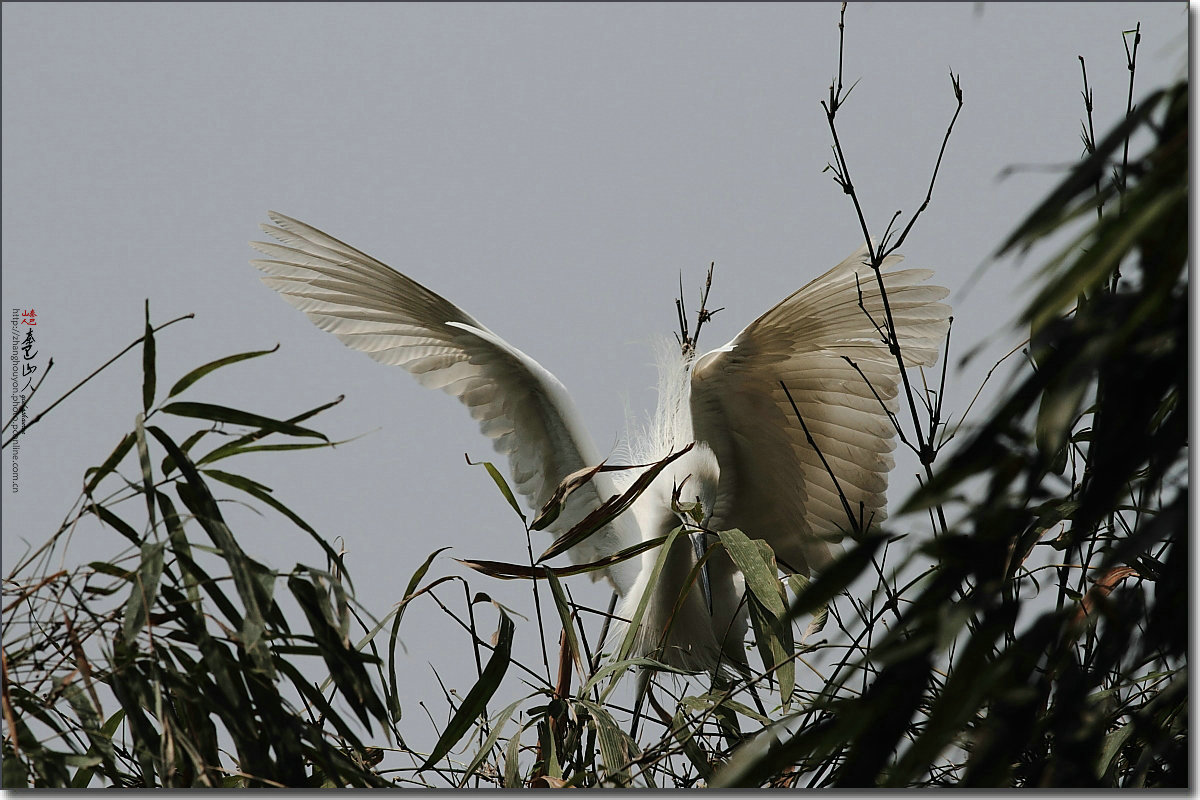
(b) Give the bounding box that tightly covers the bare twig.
[1078,56,1104,221]
[1113,21,1141,290]
[676,262,722,357]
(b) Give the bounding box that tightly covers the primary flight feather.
[251,211,951,673]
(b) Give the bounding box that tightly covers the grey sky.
[2,1,1185,768]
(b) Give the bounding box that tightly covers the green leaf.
[142,300,156,412]
[576,699,636,786]
[161,428,210,477]
[193,396,346,467]
[148,425,275,676]
[580,656,688,696]
[671,709,714,781]
[85,503,142,547]
[458,697,526,787]
[134,412,158,532]
[202,467,353,593]
[167,345,280,398]
[604,526,684,700]
[155,491,201,607]
[784,536,885,625]
[1025,188,1184,334]
[275,659,370,754]
[504,719,527,787]
[747,596,794,705]
[721,531,793,703]
[421,601,515,771]
[288,571,387,731]
[2,750,29,788]
[122,541,166,642]
[719,530,785,617]
[460,534,670,581]
[377,548,451,721]
[87,560,135,580]
[544,569,584,676]
[196,440,337,466]
[538,444,693,561]
[160,401,329,442]
[84,433,134,495]
[465,456,526,523]
[681,691,771,727]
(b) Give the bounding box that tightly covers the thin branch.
[3,313,195,449]
[819,12,960,534]
[522,520,553,684]
[780,381,863,536]
[880,70,964,259]
[840,354,911,451]
[930,317,954,454]
[3,358,54,435]
[942,338,1027,448]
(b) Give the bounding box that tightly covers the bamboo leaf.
[580,656,688,695]
[421,601,515,771]
[148,425,274,675]
[544,569,584,676]
[202,467,353,593]
[529,460,649,531]
[465,456,525,523]
[576,699,635,786]
[160,401,329,442]
[380,549,452,721]
[85,503,142,547]
[503,719,527,788]
[604,526,684,700]
[538,445,693,560]
[142,300,156,412]
[192,395,345,466]
[133,412,158,533]
[167,345,280,398]
[288,572,387,731]
[719,530,785,617]
[458,697,526,787]
[121,542,166,642]
[459,534,669,581]
[671,709,714,781]
[83,433,134,495]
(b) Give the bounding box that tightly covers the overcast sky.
[2,1,1185,765]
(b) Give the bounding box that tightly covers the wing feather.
[251,212,638,592]
[690,245,951,575]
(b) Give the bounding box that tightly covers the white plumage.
[251,211,951,674]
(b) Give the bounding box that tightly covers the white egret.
[251,212,950,675]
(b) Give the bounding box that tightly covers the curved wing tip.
[266,210,297,229]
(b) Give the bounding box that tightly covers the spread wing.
[690,245,951,575]
[250,211,638,592]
